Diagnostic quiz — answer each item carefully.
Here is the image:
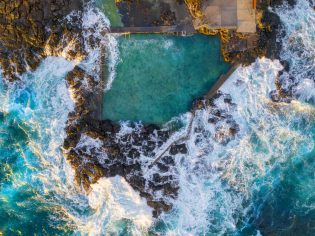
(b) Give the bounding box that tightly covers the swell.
[277,0,315,102]
[63,1,315,234]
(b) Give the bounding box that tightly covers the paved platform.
[237,0,256,33]
[194,0,238,29]
[194,0,256,33]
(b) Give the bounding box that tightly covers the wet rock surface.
[64,65,180,216]
[0,0,181,216]
[194,0,298,82]
[64,70,241,216]
[220,0,300,102]
[194,92,239,146]
[117,0,176,27]
[0,0,84,80]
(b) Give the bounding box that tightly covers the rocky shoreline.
[0,0,84,81]
[0,0,301,217]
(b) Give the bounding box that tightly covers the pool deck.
[194,0,256,33]
[109,0,256,34]
[237,0,256,33]
[194,0,238,29]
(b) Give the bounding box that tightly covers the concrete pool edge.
[204,63,240,100]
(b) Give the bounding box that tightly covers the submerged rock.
[169,143,188,155]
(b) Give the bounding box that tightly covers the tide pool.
[102,34,230,124]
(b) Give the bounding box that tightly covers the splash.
[153,0,315,234]
[0,56,155,235]
[0,0,314,235]
[156,58,314,235]
[72,176,153,235]
[277,0,315,102]
[80,2,119,90]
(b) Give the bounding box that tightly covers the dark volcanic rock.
[256,0,298,60]
[63,66,179,216]
[0,0,83,80]
[209,0,297,68]
[115,0,194,31]
[117,0,176,27]
[0,0,292,218]
[169,143,188,155]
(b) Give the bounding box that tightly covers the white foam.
[276,0,315,102]
[19,57,77,190]
[160,57,315,235]
[1,0,313,234]
[80,2,120,91]
[64,1,315,234]
[0,56,155,235]
[75,134,109,164]
[71,176,153,236]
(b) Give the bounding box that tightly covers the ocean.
[0,0,314,235]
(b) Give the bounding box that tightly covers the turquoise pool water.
[102,34,230,124]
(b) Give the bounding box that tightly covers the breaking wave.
[157,58,314,235]
[154,1,315,234]
[0,0,314,235]
[0,55,155,235]
[277,0,315,102]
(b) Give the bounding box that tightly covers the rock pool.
[102,34,230,124]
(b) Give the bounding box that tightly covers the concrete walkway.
[237,0,256,33]
[110,25,195,34]
[150,63,240,166]
[205,63,240,100]
[193,0,256,33]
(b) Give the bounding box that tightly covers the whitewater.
[0,0,314,235]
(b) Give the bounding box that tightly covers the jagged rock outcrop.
[0,0,83,80]
[0,0,181,217]
[63,66,180,217]
[185,0,298,66]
